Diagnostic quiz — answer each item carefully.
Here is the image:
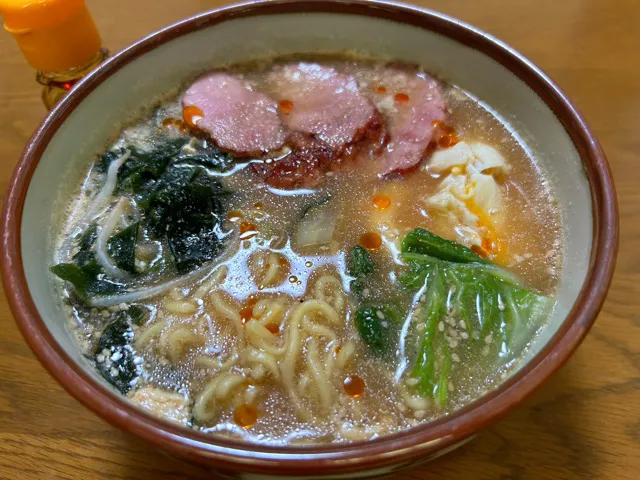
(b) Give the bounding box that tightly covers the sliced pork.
[251,133,333,189]
[267,63,382,154]
[182,73,286,156]
[371,69,446,176]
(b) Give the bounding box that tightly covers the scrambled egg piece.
[425,142,510,260]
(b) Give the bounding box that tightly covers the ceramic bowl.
[0,0,617,478]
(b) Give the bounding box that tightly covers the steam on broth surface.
[51,55,561,444]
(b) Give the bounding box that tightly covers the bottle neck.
[36,48,108,109]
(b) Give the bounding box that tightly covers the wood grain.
[0,1,638,479]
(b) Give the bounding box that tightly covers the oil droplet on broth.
[343,375,365,398]
[240,296,258,324]
[359,232,382,250]
[394,92,409,104]
[288,275,298,283]
[239,221,258,240]
[182,105,203,128]
[278,99,293,114]
[373,194,391,210]
[234,404,258,428]
[265,323,280,334]
[162,118,186,131]
[227,210,243,223]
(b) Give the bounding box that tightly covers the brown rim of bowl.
[0,0,618,475]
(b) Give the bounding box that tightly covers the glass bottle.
[0,0,108,109]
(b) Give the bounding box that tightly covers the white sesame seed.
[96,354,105,363]
[414,410,426,419]
[101,348,110,357]
[484,334,493,345]
[376,310,385,320]
[448,382,454,392]
[101,310,110,318]
[133,356,144,365]
[109,367,119,377]
[460,332,469,340]
[110,351,123,362]
[448,339,458,349]
[416,323,426,332]
[481,346,490,356]
[438,321,445,332]
[448,328,458,338]
[452,353,460,363]
[459,320,467,330]
[405,377,419,386]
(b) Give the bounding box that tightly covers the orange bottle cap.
[0,0,102,71]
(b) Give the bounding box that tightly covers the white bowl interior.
[22,11,591,402]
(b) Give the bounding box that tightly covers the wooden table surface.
[0,1,638,478]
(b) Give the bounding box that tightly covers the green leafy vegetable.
[107,222,139,274]
[402,228,488,264]
[95,314,137,394]
[354,304,400,355]
[400,228,551,405]
[347,245,374,295]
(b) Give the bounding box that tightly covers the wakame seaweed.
[176,139,234,172]
[144,165,230,273]
[51,136,234,300]
[400,228,550,405]
[94,313,138,394]
[50,223,123,300]
[116,138,188,194]
[107,222,139,274]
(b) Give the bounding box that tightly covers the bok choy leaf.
[400,228,551,405]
